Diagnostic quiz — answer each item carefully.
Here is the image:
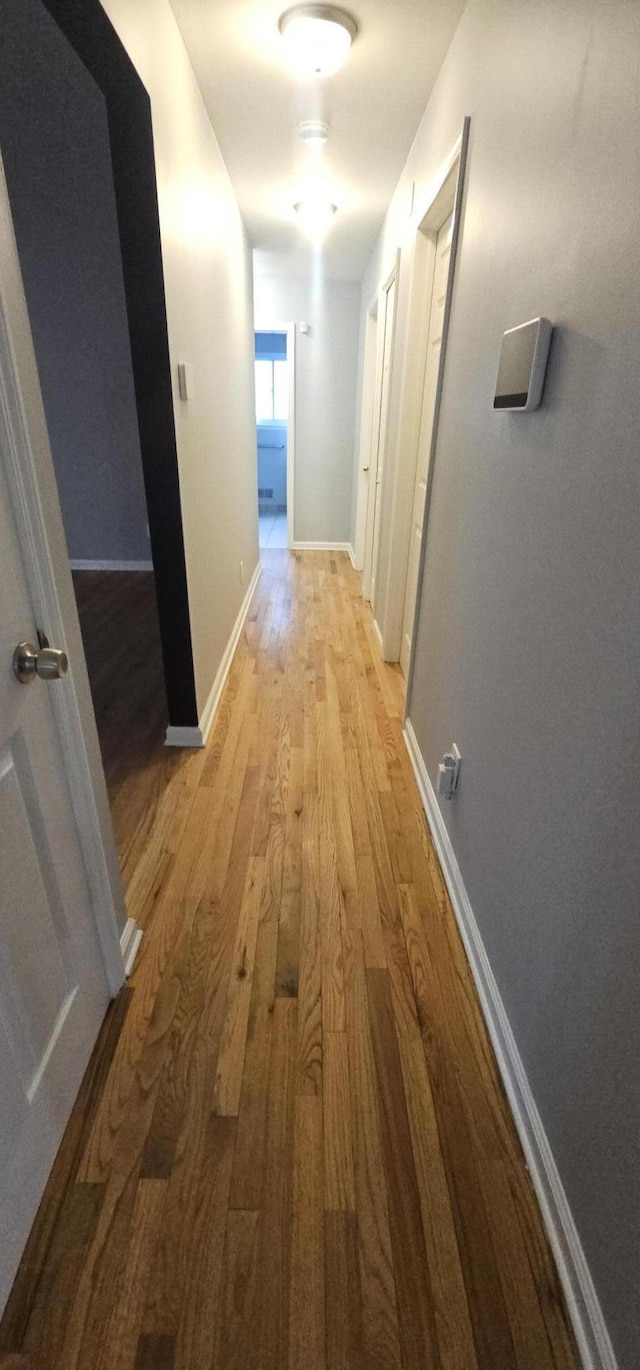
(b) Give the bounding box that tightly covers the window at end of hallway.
[255,358,288,422]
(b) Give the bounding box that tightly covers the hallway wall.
[358,2,640,1364]
[101,0,259,719]
[254,270,360,546]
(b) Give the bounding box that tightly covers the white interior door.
[400,211,453,676]
[0,169,114,1314]
[369,276,396,611]
[353,307,378,571]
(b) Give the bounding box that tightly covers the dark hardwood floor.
[71,569,169,886]
[0,552,579,1369]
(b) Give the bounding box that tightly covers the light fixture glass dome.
[298,119,330,147]
[279,5,357,77]
[294,197,337,239]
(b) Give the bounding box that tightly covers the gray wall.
[360,1,640,1363]
[0,0,150,565]
[254,273,360,545]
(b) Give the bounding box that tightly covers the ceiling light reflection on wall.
[298,119,330,147]
[279,5,357,77]
[294,197,337,239]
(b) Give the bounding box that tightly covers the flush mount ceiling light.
[298,118,330,146]
[279,5,357,77]
[294,197,337,238]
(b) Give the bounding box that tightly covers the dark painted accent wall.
[37,0,198,728]
[0,0,151,567]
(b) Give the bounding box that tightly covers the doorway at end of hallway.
[255,327,290,549]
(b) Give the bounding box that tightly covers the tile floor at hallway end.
[259,511,288,548]
[0,549,579,1370]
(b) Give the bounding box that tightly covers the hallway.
[1,551,577,1369]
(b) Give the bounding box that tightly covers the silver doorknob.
[363,465,369,472]
[13,641,68,684]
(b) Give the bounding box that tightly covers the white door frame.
[376,119,470,671]
[352,294,378,571]
[405,118,470,707]
[362,259,399,602]
[0,157,130,998]
[253,319,296,550]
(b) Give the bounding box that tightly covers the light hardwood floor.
[0,550,578,1369]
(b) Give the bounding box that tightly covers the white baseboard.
[403,716,616,1370]
[120,917,143,977]
[70,559,153,572]
[372,618,384,651]
[291,541,351,552]
[165,560,262,750]
[347,544,357,569]
[164,724,203,747]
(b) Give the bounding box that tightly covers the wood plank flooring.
[71,569,169,888]
[0,551,579,1369]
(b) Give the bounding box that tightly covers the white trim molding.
[70,558,153,572]
[403,716,617,1370]
[291,541,352,552]
[347,544,357,569]
[380,120,470,669]
[120,918,143,977]
[353,293,379,574]
[362,258,400,604]
[165,560,262,749]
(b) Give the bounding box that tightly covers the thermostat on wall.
[494,317,552,411]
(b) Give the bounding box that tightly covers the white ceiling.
[169,0,466,280]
